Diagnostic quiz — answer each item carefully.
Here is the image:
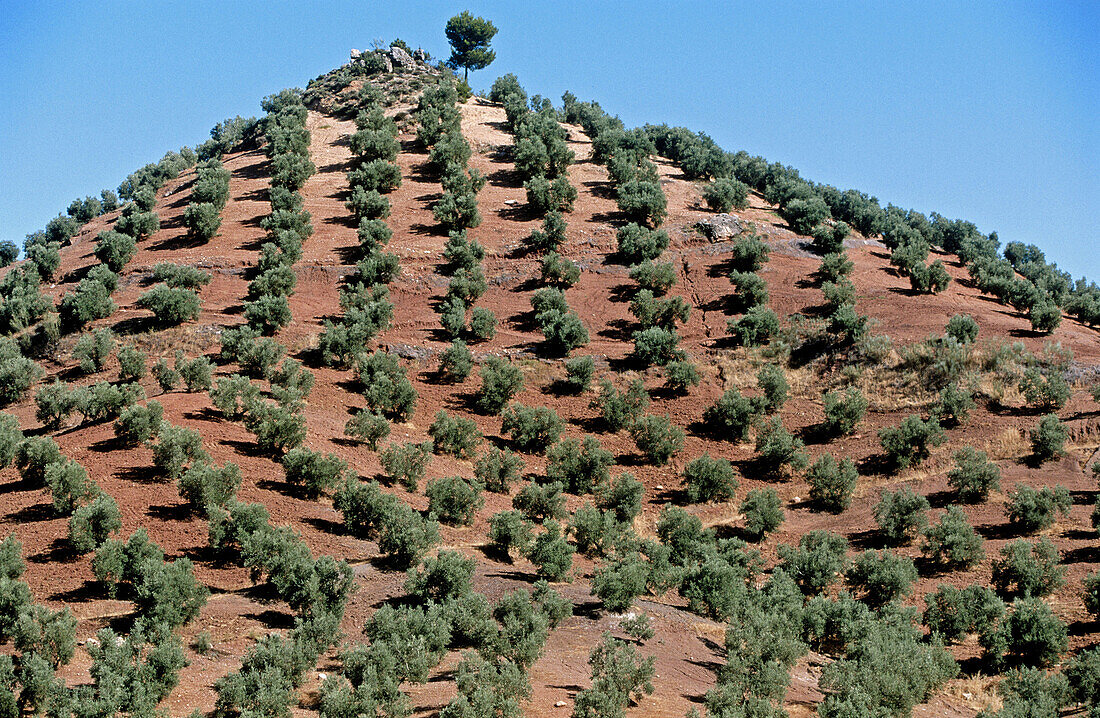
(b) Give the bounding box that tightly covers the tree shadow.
[4,502,56,524]
[301,515,347,536]
[146,503,193,522]
[27,537,79,565]
[114,465,165,485]
[48,580,102,604]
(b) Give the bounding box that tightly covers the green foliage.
[806,454,858,514]
[571,633,656,718]
[629,413,684,465]
[242,400,306,455]
[778,530,849,596]
[754,416,808,475]
[488,510,534,560]
[1028,300,1062,334]
[526,521,573,581]
[46,458,90,514]
[152,356,180,391]
[343,409,390,450]
[16,436,64,487]
[152,262,212,289]
[845,550,917,608]
[596,472,644,523]
[445,11,498,79]
[178,461,241,515]
[426,475,484,526]
[526,210,567,252]
[440,339,473,382]
[922,584,1004,643]
[540,251,581,288]
[428,410,482,459]
[629,260,677,295]
[209,374,260,419]
[475,446,525,493]
[35,380,75,430]
[945,314,979,344]
[93,230,137,272]
[821,387,867,436]
[501,403,563,453]
[980,598,1067,669]
[355,350,417,420]
[592,550,650,613]
[563,355,595,394]
[116,344,146,382]
[877,415,945,470]
[177,353,214,392]
[873,487,930,545]
[592,377,649,432]
[405,549,475,602]
[379,440,432,491]
[947,446,1000,502]
[683,454,738,503]
[703,388,765,442]
[281,447,351,498]
[152,421,208,481]
[631,326,681,366]
[68,494,122,554]
[136,285,201,326]
[568,502,623,558]
[525,175,577,214]
[112,400,164,446]
[755,365,788,414]
[1018,367,1071,411]
[73,380,143,423]
[703,178,749,212]
[920,506,984,568]
[740,488,784,541]
[816,251,854,283]
[616,181,667,227]
[244,293,292,334]
[781,196,829,235]
[729,305,780,346]
[991,538,1065,598]
[616,222,669,264]
[476,357,524,414]
[73,328,115,374]
[513,480,567,523]
[1005,483,1070,533]
[546,435,612,494]
[1028,413,1066,463]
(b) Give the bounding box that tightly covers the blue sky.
[1,1,1096,279]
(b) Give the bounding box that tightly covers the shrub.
[945,314,979,344]
[754,416,808,475]
[1006,484,1070,533]
[136,285,201,326]
[947,447,1000,502]
[501,403,563,453]
[355,350,417,420]
[343,410,390,450]
[778,530,849,596]
[683,454,737,503]
[152,422,208,481]
[616,181,667,227]
[821,387,866,436]
[933,383,975,426]
[540,252,580,287]
[379,441,432,491]
[728,270,768,311]
[874,487,930,545]
[592,378,649,432]
[811,222,849,254]
[703,388,765,442]
[1029,414,1066,463]
[405,550,474,602]
[242,401,306,455]
[526,521,573,581]
[616,223,669,264]
[488,510,534,560]
[462,448,523,497]
[93,230,137,272]
[74,381,143,423]
[806,454,858,513]
[183,202,222,240]
[563,355,595,394]
[923,584,1004,643]
[1028,301,1062,334]
[116,345,146,383]
[282,447,350,498]
[513,481,567,523]
[152,263,212,289]
[592,551,650,613]
[629,261,677,295]
[426,476,484,526]
[539,309,588,355]
[632,326,680,366]
[569,502,622,558]
[878,415,945,470]
[113,401,164,446]
[596,472,644,523]
[439,339,473,381]
[46,459,90,514]
[476,358,524,414]
[59,279,114,330]
[243,294,291,334]
[68,495,122,554]
[729,306,780,346]
[35,381,75,430]
[662,360,700,394]
[210,375,260,419]
[740,488,784,541]
[526,211,567,252]
[177,354,214,392]
[428,410,482,459]
[816,251,854,283]
[921,506,984,568]
[1018,368,1071,411]
[629,414,684,465]
[16,436,64,488]
[991,538,1065,598]
[980,598,1067,669]
[1084,572,1100,619]
[546,435,612,494]
[703,178,749,212]
[73,329,115,374]
[433,191,480,230]
[846,550,917,608]
[178,461,241,515]
[152,357,180,391]
[756,364,788,413]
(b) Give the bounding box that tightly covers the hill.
[2,49,1099,718]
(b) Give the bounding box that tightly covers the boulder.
[349,49,361,60]
[413,48,429,63]
[388,45,416,69]
[696,213,745,241]
[381,54,393,73]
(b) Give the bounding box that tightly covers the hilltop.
[1,47,1098,718]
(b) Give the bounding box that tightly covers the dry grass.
[940,675,1002,714]
[982,428,1029,461]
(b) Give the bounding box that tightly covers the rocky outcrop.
[696,213,746,241]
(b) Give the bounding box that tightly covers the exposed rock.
[389,45,416,69]
[381,54,393,73]
[413,48,429,63]
[696,213,746,241]
[349,49,361,60]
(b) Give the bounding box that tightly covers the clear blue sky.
[2,1,1096,279]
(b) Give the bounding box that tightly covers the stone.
[388,45,416,69]
[554,701,567,708]
[381,54,393,73]
[349,49,361,60]
[696,213,746,241]
[413,48,429,63]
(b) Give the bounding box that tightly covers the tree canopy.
[445,11,498,79]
